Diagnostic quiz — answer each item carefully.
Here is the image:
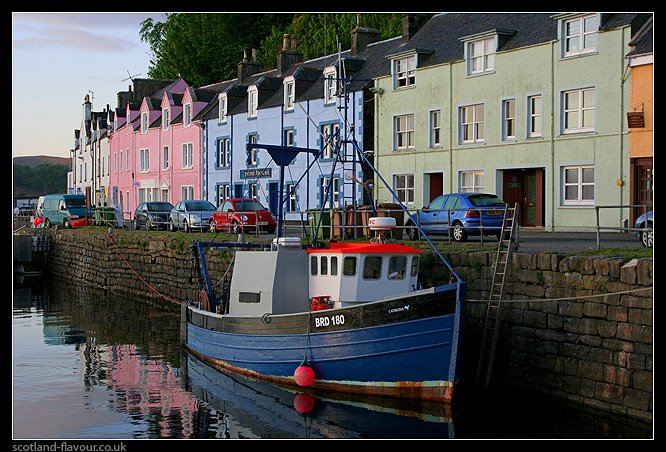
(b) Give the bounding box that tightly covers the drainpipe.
[448,62,453,194]
[200,121,206,202]
[618,27,627,227]
[550,40,556,232]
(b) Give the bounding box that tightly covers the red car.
[209,198,277,234]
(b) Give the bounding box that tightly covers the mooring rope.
[465,286,653,304]
[105,232,181,306]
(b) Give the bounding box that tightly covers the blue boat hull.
[185,283,465,401]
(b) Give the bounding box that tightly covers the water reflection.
[12,276,652,439]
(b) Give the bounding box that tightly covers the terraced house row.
[68,13,653,231]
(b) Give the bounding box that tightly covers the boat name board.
[388,305,410,314]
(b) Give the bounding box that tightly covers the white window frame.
[218,138,231,167]
[248,183,257,200]
[562,14,599,57]
[126,149,130,172]
[218,93,227,123]
[119,150,123,173]
[182,142,193,168]
[393,174,415,206]
[321,123,339,159]
[502,98,516,141]
[287,183,297,212]
[162,108,170,131]
[183,103,192,127]
[141,112,148,134]
[430,109,442,147]
[163,146,169,170]
[459,170,485,193]
[393,55,416,89]
[284,77,295,111]
[460,104,485,144]
[468,37,495,75]
[247,134,258,166]
[139,148,150,173]
[528,95,543,138]
[562,165,595,205]
[562,88,595,134]
[323,67,338,104]
[217,184,230,205]
[181,185,194,201]
[394,114,415,150]
[248,86,258,118]
[284,129,294,147]
[321,176,340,208]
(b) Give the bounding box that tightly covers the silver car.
[169,200,217,232]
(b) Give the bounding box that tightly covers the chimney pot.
[282,34,290,51]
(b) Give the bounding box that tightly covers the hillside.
[13,155,70,167]
[13,155,70,198]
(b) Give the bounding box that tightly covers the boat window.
[321,256,328,275]
[411,255,420,277]
[343,257,357,276]
[310,256,318,275]
[387,256,407,280]
[331,256,338,276]
[363,256,382,280]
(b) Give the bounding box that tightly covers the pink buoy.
[293,393,315,413]
[293,362,315,387]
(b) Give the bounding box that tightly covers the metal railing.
[594,204,653,249]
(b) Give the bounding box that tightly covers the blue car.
[405,193,507,242]
[634,210,653,248]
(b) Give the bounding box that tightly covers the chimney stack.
[351,14,380,55]
[277,34,303,75]
[402,14,431,43]
[238,47,262,84]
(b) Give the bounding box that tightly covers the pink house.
[109,78,218,220]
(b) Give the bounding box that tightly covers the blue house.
[198,24,394,225]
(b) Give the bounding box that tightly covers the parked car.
[133,201,175,230]
[209,198,277,234]
[169,200,217,232]
[634,210,653,248]
[405,193,507,242]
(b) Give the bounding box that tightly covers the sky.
[12,12,164,160]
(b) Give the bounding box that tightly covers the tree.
[141,13,404,86]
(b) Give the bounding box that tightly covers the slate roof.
[627,15,653,57]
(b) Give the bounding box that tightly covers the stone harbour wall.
[40,229,653,421]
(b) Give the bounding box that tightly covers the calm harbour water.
[12,275,652,440]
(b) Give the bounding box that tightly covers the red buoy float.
[293,393,315,413]
[293,361,315,387]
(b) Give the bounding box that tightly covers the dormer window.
[248,86,258,118]
[561,14,599,57]
[393,55,416,89]
[323,67,337,104]
[218,93,227,123]
[468,37,495,75]
[284,77,295,111]
[162,108,170,131]
[141,112,148,134]
[184,103,192,127]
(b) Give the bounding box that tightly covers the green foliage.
[141,13,403,86]
[13,163,69,197]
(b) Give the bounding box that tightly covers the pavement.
[463,229,648,254]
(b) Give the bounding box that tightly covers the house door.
[502,169,544,227]
[427,172,443,203]
[631,158,653,223]
[268,182,279,214]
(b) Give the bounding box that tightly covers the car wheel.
[184,220,190,233]
[641,221,653,248]
[134,218,140,230]
[64,219,71,229]
[209,220,217,233]
[232,221,241,235]
[451,222,468,242]
[406,222,420,241]
[169,220,177,232]
[44,218,51,229]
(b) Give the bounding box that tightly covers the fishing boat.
[181,65,466,403]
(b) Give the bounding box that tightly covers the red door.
[428,173,443,203]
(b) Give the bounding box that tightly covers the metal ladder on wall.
[476,202,519,387]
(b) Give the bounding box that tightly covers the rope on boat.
[465,286,652,304]
[105,232,181,306]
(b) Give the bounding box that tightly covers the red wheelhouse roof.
[306,242,423,254]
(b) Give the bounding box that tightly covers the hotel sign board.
[240,168,272,179]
